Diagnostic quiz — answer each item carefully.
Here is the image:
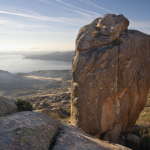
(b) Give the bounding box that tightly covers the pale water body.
[0,55,72,73]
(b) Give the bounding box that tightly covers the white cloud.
[38,0,100,19]
[80,0,114,13]
[55,0,101,16]
[129,20,150,34]
[0,7,83,26]
[0,18,48,29]
[0,29,76,35]
[0,5,93,35]
[79,0,150,34]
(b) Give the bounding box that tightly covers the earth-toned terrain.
[1,13,150,150]
[0,70,72,100]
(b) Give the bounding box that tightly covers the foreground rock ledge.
[0,111,130,150]
[71,14,150,142]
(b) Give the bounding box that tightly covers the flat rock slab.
[0,111,130,150]
[0,111,61,150]
[53,122,130,150]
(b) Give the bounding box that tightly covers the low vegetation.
[135,90,150,149]
[49,112,60,120]
[15,99,33,111]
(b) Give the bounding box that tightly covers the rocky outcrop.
[0,96,17,116]
[35,107,68,119]
[71,14,150,142]
[0,111,61,150]
[75,14,129,51]
[30,92,71,110]
[0,111,130,150]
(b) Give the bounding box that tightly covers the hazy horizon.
[0,50,74,55]
[0,0,150,53]
[0,55,72,73]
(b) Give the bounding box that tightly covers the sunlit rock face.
[71,14,150,143]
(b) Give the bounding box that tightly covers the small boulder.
[96,14,129,36]
[0,96,17,117]
[126,134,140,148]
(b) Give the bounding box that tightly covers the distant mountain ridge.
[25,51,74,62]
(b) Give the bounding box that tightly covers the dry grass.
[50,113,60,120]
[61,118,70,124]
[136,91,150,127]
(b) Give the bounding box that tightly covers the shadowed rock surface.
[0,96,17,116]
[71,14,150,142]
[0,111,130,150]
[0,111,61,150]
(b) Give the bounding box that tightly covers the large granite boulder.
[71,14,150,142]
[0,96,17,117]
[0,111,130,150]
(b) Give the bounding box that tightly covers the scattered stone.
[131,125,142,133]
[126,134,140,148]
[39,100,50,107]
[116,138,125,146]
[27,92,71,111]
[61,100,69,104]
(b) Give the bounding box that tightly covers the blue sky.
[0,0,150,52]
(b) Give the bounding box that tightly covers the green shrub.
[16,99,33,111]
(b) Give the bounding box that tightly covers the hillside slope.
[25,51,74,62]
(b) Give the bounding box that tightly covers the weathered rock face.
[0,111,130,150]
[71,14,150,142]
[0,96,17,117]
[0,111,61,150]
